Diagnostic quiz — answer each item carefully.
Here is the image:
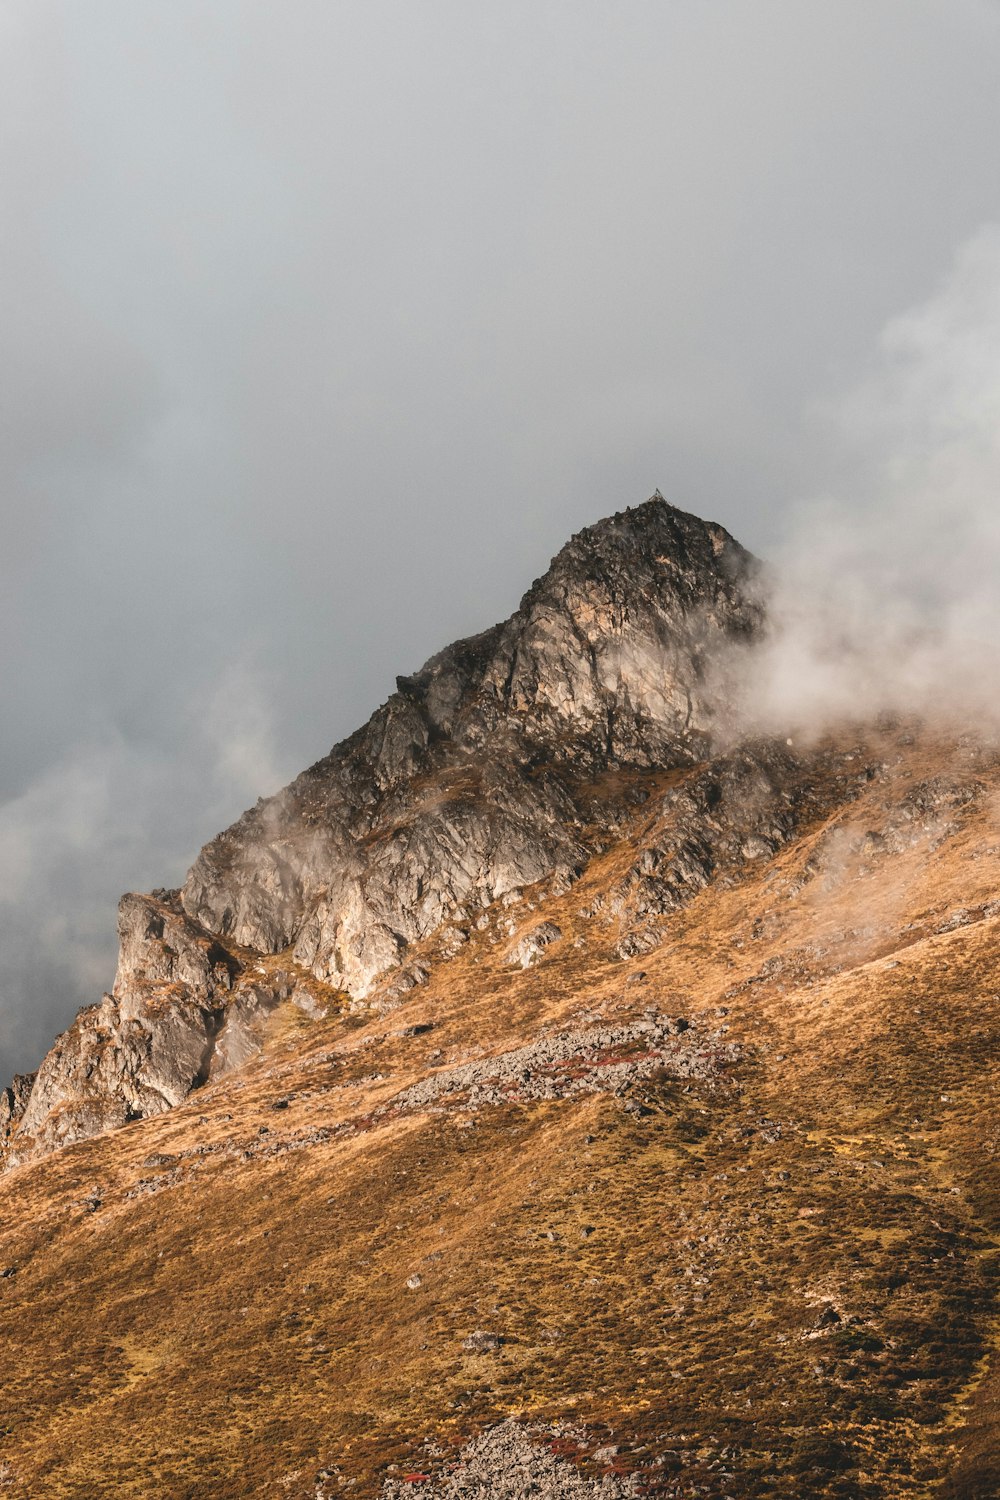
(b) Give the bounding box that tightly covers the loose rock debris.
[392,1013,734,1113]
[123,1013,736,1197]
[379,1420,639,1498]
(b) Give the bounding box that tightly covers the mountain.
[3,497,762,1165]
[0,496,997,1499]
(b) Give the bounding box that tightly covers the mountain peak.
[398,494,761,759]
[2,497,999,1500]
[3,495,764,1162]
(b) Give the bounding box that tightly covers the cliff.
[4,497,763,1164]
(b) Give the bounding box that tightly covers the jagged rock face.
[8,893,293,1166]
[182,499,762,997]
[605,741,802,951]
[5,497,766,1165]
[0,1073,35,1142]
[477,499,759,762]
[181,754,589,996]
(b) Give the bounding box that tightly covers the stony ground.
[379,1421,640,1498]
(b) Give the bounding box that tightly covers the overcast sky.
[4,0,1000,1078]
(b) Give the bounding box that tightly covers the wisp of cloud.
[726,224,1000,740]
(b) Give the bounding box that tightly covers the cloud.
[0,664,290,1080]
[727,224,1000,739]
[5,4,1000,1078]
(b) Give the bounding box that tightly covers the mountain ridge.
[0,496,997,1498]
[2,496,762,1166]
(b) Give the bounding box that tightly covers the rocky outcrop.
[0,1073,35,1142]
[181,499,762,997]
[508,921,563,968]
[606,740,802,936]
[4,497,766,1165]
[7,892,299,1166]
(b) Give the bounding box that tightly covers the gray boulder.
[507,922,563,968]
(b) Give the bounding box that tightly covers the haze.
[4,0,1000,1078]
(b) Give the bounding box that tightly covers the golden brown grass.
[0,726,997,1497]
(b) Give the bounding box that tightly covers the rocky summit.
[0,495,997,1499]
[5,497,762,1165]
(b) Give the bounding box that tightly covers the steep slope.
[3,497,761,1164]
[0,722,997,1498]
[0,498,998,1499]
[179,494,760,988]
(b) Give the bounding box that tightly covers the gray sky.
[4,0,1000,1078]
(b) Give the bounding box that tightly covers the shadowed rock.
[181,498,762,996]
[0,1074,35,1142]
[4,497,764,1163]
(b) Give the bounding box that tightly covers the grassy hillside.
[0,725,997,1498]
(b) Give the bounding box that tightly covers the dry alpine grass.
[0,724,998,1499]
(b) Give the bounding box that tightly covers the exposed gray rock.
[613,929,663,961]
[5,499,765,1164]
[608,741,801,932]
[507,921,563,968]
[879,774,983,853]
[182,500,762,1000]
[0,1074,36,1140]
[462,1329,504,1354]
[379,1420,639,1498]
[7,893,293,1166]
[210,976,291,1075]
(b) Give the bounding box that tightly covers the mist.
[4,1,1000,1080]
[0,665,290,1078]
[730,225,1000,740]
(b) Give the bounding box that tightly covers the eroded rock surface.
[508,921,563,968]
[7,892,294,1165]
[4,498,765,1164]
[606,740,802,934]
[181,499,761,997]
[0,1074,35,1142]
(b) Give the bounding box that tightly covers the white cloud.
[730,224,1000,738]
